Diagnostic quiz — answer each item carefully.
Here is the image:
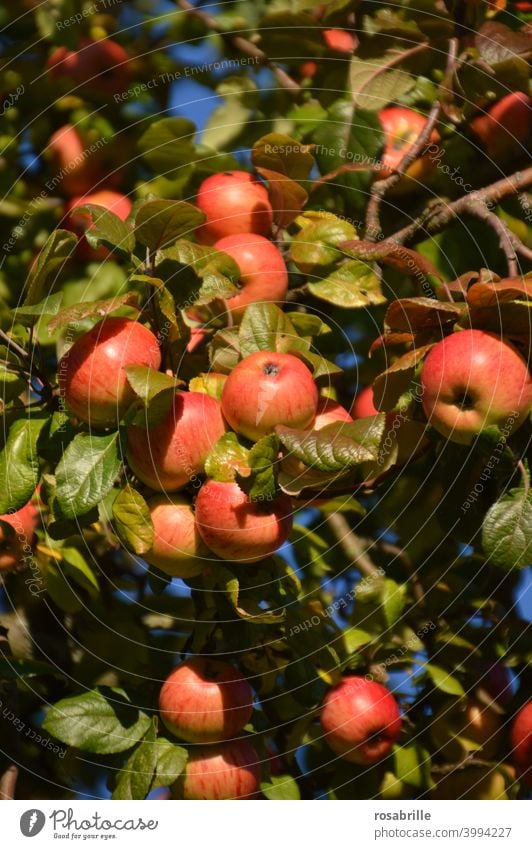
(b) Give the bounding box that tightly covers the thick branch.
[177,0,301,94]
[325,513,381,579]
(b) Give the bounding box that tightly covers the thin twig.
[465,203,519,277]
[325,513,381,579]
[177,0,301,94]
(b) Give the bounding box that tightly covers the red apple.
[420,329,532,444]
[320,676,402,764]
[221,351,318,442]
[176,739,261,800]
[58,317,161,429]
[351,385,379,418]
[46,124,96,196]
[323,28,355,53]
[159,657,254,743]
[300,61,318,79]
[195,480,293,563]
[377,107,439,182]
[510,701,532,787]
[214,233,288,319]
[143,495,209,578]
[126,391,226,491]
[471,93,532,158]
[0,500,39,573]
[66,189,132,260]
[196,171,273,244]
[47,38,130,96]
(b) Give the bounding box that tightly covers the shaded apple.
[214,233,288,319]
[174,739,261,800]
[143,495,209,579]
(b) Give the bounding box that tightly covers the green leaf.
[135,200,205,251]
[0,415,49,512]
[424,663,465,697]
[285,313,331,337]
[162,240,240,301]
[60,547,100,596]
[12,291,64,326]
[239,303,298,357]
[382,578,406,627]
[287,349,343,380]
[343,627,374,655]
[482,484,532,571]
[349,49,418,111]
[138,117,198,173]
[204,432,250,482]
[151,738,188,790]
[42,688,151,754]
[124,366,182,427]
[0,365,27,404]
[112,485,154,555]
[252,133,315,181]
[76,204,134,254]
[23,229,77,306]
[255,167,308,229]
[236,435,279,501]
[55,432,121,520]
[261,774,301,800]
[47,293,140,333]
[277,416,384,473]
[393,743,432,790]
[113,721,158,800]
[308,260,385,308]
[290,211,358,274]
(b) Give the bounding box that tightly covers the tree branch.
[465,203,519,277]
[325,513,381,579]
[177,0,301,94]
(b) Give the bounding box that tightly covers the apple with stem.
[159,657,254,743]
[420,329,532,444]
[214,233,288,319]
[195,480,293,563]
[126,391,226,491]
[174,739,261,800]
[196,171,273,244]
[143,495,209,579]
[58,317,161,429]
[221,351,318,442]
[321,676,402,764]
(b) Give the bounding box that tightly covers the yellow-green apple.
[159,657,254,742]
[195,480,293,563]
[377,106,439,183]
[471,92,532,158]
[323,28,355,53]
[431,764,516,800]
[196,171,273,244]
[214,233,288,319]
[126,392,226,491]
[420,329,532,444]
[46,124,96,196]
[320,676,402,764]
[430,698,503,761]
[510,701,532,787]
[47,38,130,96]
[174,739,261,800]
[0,500,39,573]
[58,317,161,429]
[143,495,209,578]
[66,189,132,260]
[221,351,318,442]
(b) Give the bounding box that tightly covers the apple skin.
[126,392,226,492]
[0,500,39,573]
[430,698,503,762]
[66,189,132,260]
[420,329,532,445]
[471,92,532,158]
[510,701,532,787]
[221,351,319,442]
[196,171,273,245]
[47,38,130,95]
[214,233,288,319]
[323,29,355,53]
[175,739,261,800]
[143,495,209,578]
[46,125,95,196]
[195,480,293,563]
[320,676,402,765]
[377,107,439,183]
[159,657,254,743]
[431,764,516,800]
[58,317,161,429]
[351,385,379,418]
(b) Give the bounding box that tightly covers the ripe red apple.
[300,60,318,80]
[0,500,39,573]
[143,495,209,578]
[323,28,355,53]
[47,38,130,96]
[175,739,261,800]
[351,385,379,418]
[214,233,288,319]
[159,657,254,743]
[430,698,503,761]
[377,106,439,183]
[320,676,402,765]
[221,351,318,442]
[420,329,532,444]
[195,480,293,563]
[58,317,161,429]
[510,701,532,787]
[126,392,226,491]
[471,92,532,158]
[46,125,96,196]
[196,171,273,244]
[66,189,132,259]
